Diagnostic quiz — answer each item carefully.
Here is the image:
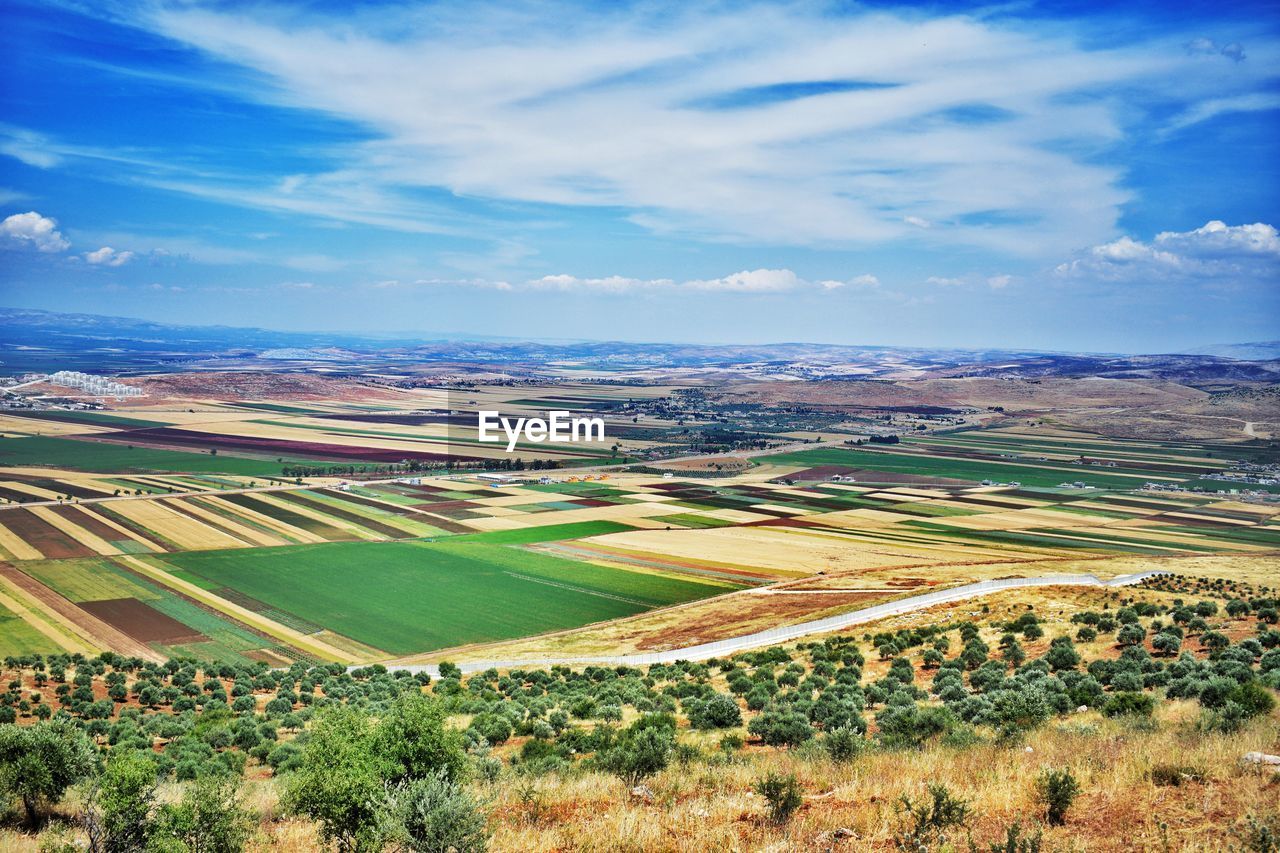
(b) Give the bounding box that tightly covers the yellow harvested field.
[585,525,960,575]
[28,506,120,556]
[108,500,248,551]
[66,505,159,552]
[748,503,811,515]
[700,508,776,523]
[941,507,1105,530]
[197,496,327,544]
[251,493,383,541]
[159,499,286,547]
[0,415,115,437]
[0,522,43,561]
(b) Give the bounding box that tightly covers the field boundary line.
[501,571,649,606]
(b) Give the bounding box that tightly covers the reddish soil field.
[321,412,473,426]
[0,508,97,558]
[79,597,207,644]
[633,591,886,650]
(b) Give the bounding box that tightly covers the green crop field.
[0,436,322,476]
[158,537,734,655]
[761,445,1180,489]
[0,602,60,656]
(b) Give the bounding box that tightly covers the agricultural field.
[156,536,733,655]
[0,380,703,480]
[0,373,1275,670]
[0,433,1273,664]
[0,436,321,477]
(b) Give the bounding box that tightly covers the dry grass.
[472,710,1279,852]
[9,708,1264,852]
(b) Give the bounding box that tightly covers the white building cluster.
[48,371,143,398]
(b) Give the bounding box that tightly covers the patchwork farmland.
[0,415,1275,666]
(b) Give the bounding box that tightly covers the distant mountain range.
[1,307,1277,382]
[1184,342,1280,361]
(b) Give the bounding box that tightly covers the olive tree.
[0,719,95,826]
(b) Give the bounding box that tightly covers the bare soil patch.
[79,597,207,644]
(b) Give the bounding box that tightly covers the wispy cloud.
[59,1,1265,259]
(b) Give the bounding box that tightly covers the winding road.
[372,570,1169,676]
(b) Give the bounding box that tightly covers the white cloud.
[684,269,800,293]
[398,268,868,294]
[106,2,1272,257]
[529,274,672,293]
[1055,220,1279,286]
[0,211,70,252]
[926,276,965,287]
[820,273,880,290]
[84,246,135,267]
[1155,220,1280,257]
[986,274,1013,289]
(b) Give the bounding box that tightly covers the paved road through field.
[366,570,1169,676]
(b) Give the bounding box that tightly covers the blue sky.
[0,0,1277,352]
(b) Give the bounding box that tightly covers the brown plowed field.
[1,509,97,558]
[79,597,207,644]
[0,564,162,661]
[49,505,132,543]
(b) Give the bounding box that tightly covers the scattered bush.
[1036,768,1080,826]
[893,784,970,850]
[755,772,803,824]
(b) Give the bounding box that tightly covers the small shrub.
[1102,691,1154,718]
[1036,768,1080,826]
[1233,811,1279,853]
[975,821,1043,853]
[377,769,489,853]
[893,784,970,850]
[755,772,803,824]
[824,725,867,762]
[718,733,744,753]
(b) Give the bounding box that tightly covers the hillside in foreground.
[0,570,1276,851]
